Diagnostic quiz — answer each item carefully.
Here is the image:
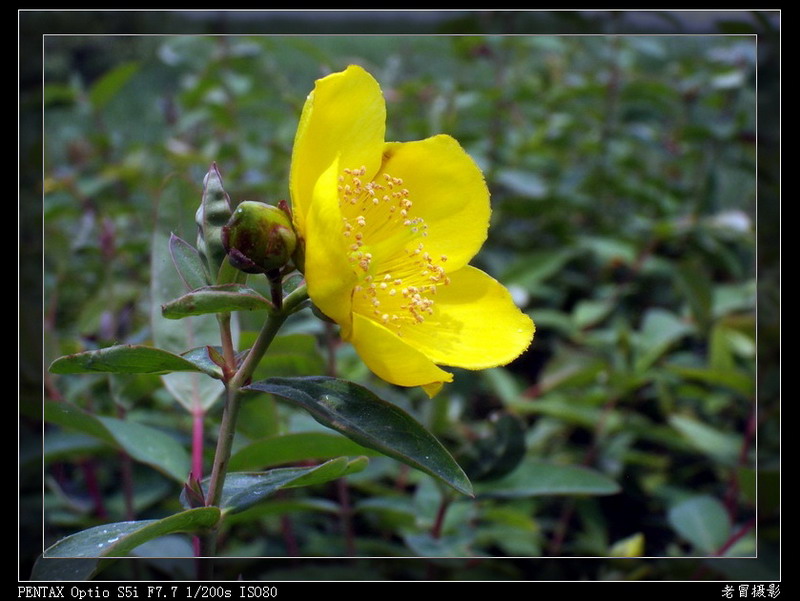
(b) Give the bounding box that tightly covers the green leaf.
[43,401,191,482]
[713,280,757,319]
[229,432,378,471]
[162,284,273,319]
[88,61,140,110]
[224,498,342,526]
[203,457,367,514]
[495,168,548,198]
[179,346,225,380]
[96,417,191,483]
[509,394,623,431]
[354,497,417,529]
[32,508,220,581]
[533,344,608,394]
[42,432,108,463]
[665,364,754,396]
[108,372,161,410]
[404,531,474,558]
[709,321,755,372]
[169,233,210,291]
[580,236,638,265]
[676,260,713,332]
[502,249,574,292]
[573,298,616,329]
[246,376,473,497]
[634,308,694,372]
[48,344,219,377]
[473,460,620,498]
[668,495,731,553]
[668,415,742,465]
[43,400,114,444]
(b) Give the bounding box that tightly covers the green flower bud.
[196,163,233,280]
[221,201,297,274]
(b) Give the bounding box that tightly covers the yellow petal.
[347,312,453,389]
[380,135,491,271]
[421,381,445,398]
[399,265,534,369]
[290,65,386,233]
[303,156,357,335]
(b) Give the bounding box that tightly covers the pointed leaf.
[668,495,731,554]
[676,260,713,332]
[229,432,377,471]
[162,284,272,319]
[32,508,220,581]
[179,346,225,379]
[44,401,191,482]
[634,308,694,372]
[88,61,140,110]
[669,415,742,465]
[666,364,754,396]
[286,456,368,488]
[473,460,620,498]
[169,233,209,291]
[573,298,616,329]
[44,400,114,444]
[96,417,191,483]
[502,248,575,291]
[246,376,473,496]
[42,432,107,463]
[48,344,219,377]
[196,457,368,514]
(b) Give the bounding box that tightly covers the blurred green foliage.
[23,12,778,583]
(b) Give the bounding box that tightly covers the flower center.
[338,166,450,335]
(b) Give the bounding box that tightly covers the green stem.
[201,283,309,556]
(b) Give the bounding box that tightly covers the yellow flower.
[290,65,534,396]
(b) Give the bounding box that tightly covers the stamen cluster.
[338,166,450,334]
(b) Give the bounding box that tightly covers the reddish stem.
[692,518,757,580]
[337,478,356,555]
[715,518,757,557]
[81,459,107,519]
[431,495,452,540]
[281,514,299,557]
[724,404,758,521]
